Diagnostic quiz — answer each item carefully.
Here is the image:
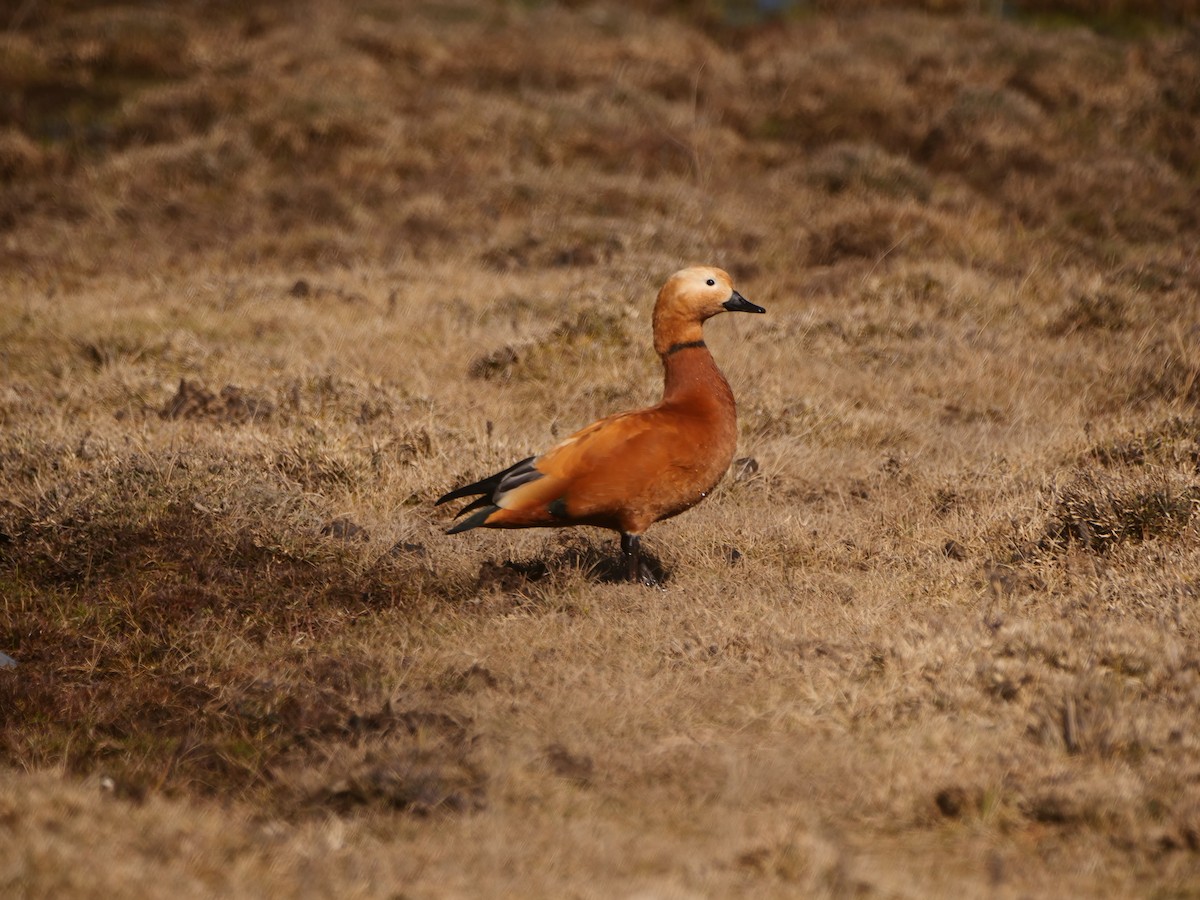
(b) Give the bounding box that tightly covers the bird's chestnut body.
[438,266,764,583]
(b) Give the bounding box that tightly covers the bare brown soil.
[2,1,1200,896]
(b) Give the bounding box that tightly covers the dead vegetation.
[2,0,1200,896]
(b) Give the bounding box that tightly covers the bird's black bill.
[723,291,765,314]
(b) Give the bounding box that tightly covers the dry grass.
[2,0,1200,896]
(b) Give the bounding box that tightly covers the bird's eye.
[706,279,715,286]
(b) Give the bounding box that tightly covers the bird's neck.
[660,341,735,411]
[652,309,704,356]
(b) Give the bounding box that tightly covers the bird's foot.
[635,561,661,588]
[619,533,666,588]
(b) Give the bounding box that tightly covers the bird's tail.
[436,456,536,508]
[438,456,540,532]
[445,505,499,534]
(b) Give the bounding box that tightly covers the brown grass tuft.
[1041,469,1200,554]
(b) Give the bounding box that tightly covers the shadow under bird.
[437,266,765,584]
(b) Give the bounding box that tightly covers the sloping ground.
[2,2,1200,897]
[3,1,1199,279]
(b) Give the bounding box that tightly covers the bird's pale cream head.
[652,266,764,354]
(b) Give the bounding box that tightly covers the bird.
[437,266,765,584]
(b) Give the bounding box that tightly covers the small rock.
[552,245,598,267]
[1024,792,1078,824]
[322,518,368,541]
[0,651,17,668]
[218,385,275,423]
[942,540,967,561]
[160,379,274,424]
[733,457,759,481]
[545,743,595,785]
[290,278,311,298]
[935,786,970,818]
[724,545,743,565]
[161,378,216,420]
[468,345,520,381]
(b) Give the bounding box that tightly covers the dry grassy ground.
[3,1,1200,896]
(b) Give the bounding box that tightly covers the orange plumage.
[437,266,765,583]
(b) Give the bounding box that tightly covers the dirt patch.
[304,704,485,816]
[160,379,275,424]
[0,458,439,806]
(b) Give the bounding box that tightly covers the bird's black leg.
[620,533,657,586]
[621,533,641,584]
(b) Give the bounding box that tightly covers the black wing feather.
[451,494,495,519]
[436,456,537,506]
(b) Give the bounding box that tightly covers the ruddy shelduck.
[438,266,765,584]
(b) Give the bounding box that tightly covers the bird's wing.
[492,410,656,513]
